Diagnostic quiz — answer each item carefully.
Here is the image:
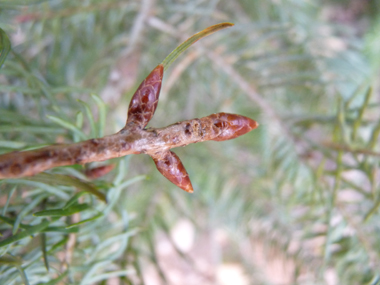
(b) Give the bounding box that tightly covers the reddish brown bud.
[85,164,115,179]
[151,151,193,193]
[208,112,258,141]
[127,64,164,129]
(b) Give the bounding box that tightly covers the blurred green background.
[1,0,380,284]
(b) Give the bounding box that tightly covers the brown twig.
[0,23,259,193]
[0,106,257,192]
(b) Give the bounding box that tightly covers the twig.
[0,23,258,193]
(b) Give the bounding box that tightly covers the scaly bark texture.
[0,61,258,192]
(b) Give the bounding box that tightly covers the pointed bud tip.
[247,117,259,130]
[183,185,194,193]
[155,64,164,76]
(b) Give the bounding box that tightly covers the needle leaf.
[161,22,234,70]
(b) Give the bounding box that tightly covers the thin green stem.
[161,22,234,71]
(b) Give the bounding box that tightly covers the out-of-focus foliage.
[0,28,11,68]
[1,0,380,284]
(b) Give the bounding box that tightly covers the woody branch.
[0,23,258,193]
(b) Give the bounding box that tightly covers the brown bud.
[208,112,258,141]
[127,64,164,129]
[85,164,115,179]
[151,151,193,193]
